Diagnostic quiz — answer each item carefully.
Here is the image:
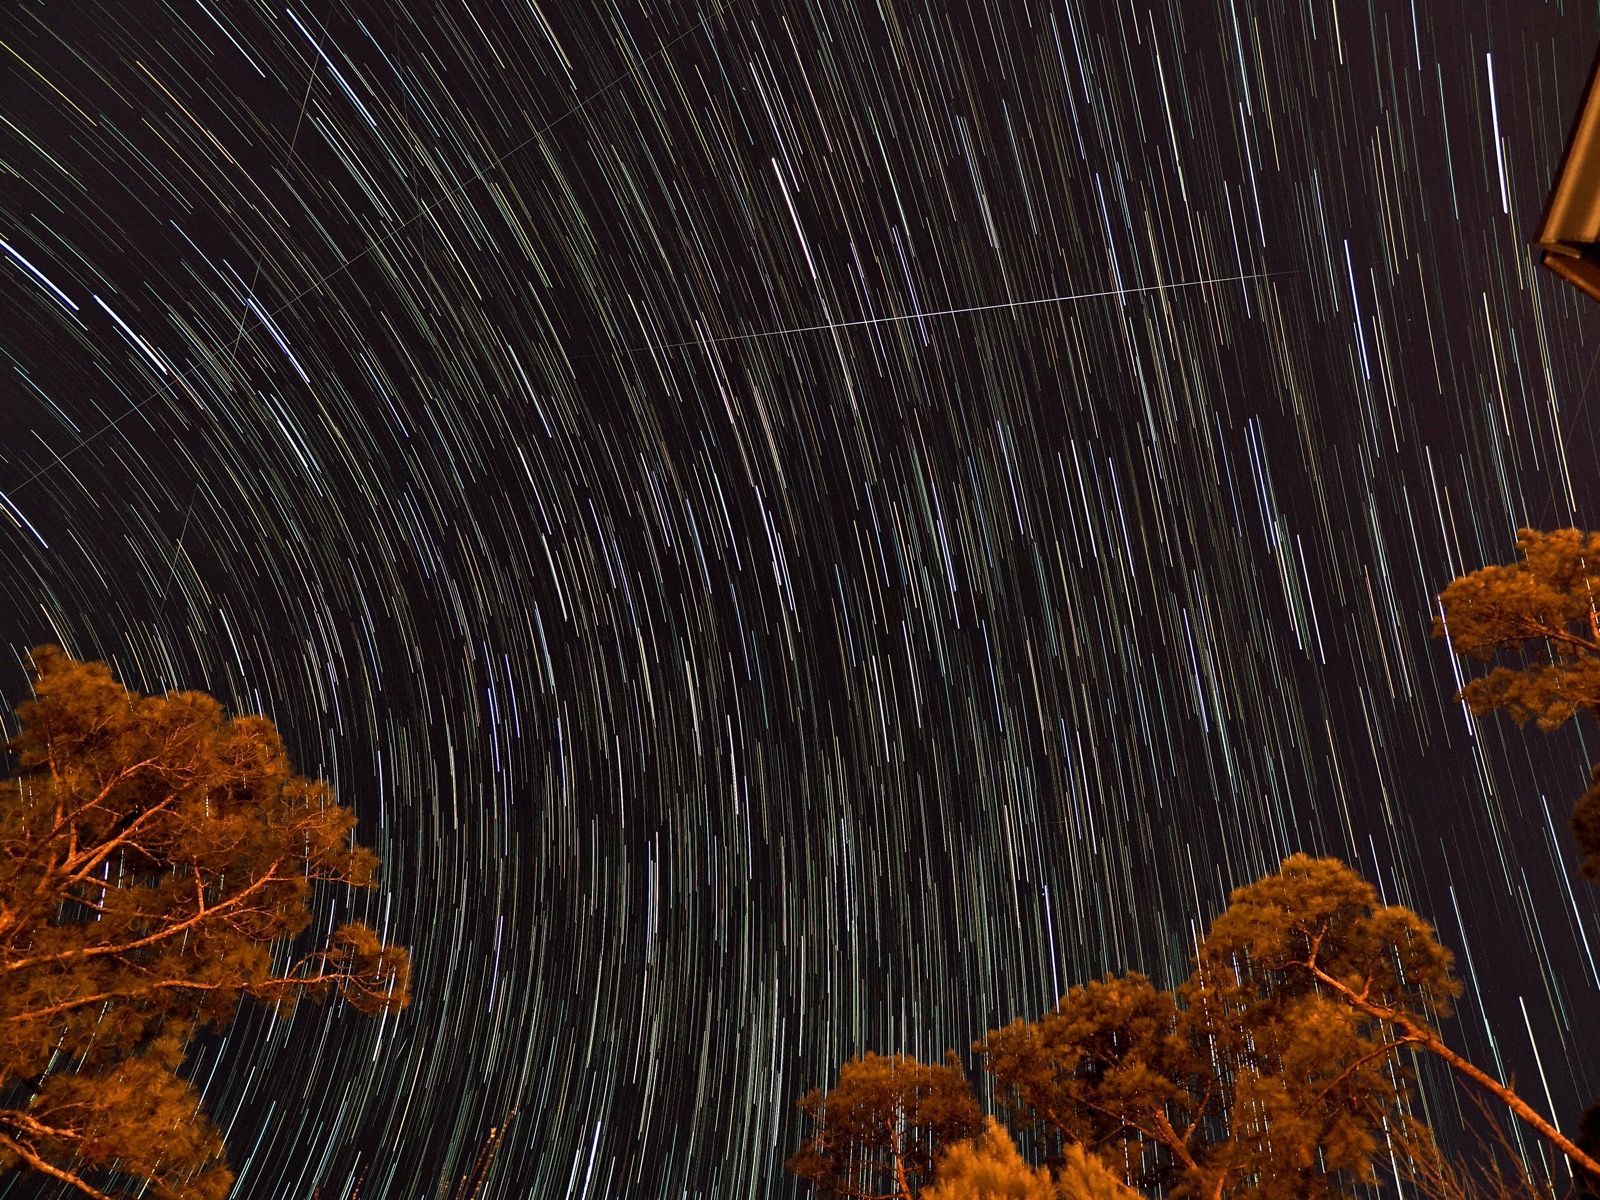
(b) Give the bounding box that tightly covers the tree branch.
[1076,1094,1193,1172]
[5,859,291,972]
[1308,1037,1422,1107]
[7,963,396,1023]
[1513,620,1600,659]
[1149,1108,1204,1176]
[1,1108,89,1142]
[1302,962,1600,1181]
[1177,1076,1213,1148]
[0,1130,117,1200]
[58,794,179,888]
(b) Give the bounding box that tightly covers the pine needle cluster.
[1,649,410,1200]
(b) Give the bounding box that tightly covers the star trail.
[2,0,1598,1197]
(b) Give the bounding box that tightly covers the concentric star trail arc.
[0,1,1596,1197]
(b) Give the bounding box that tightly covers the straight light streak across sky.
[660,271,1288,351]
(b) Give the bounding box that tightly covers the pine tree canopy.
[976,866,1430,1200]
[1,648,410,1200]
[786,1051,985,1200]
[1434,527,1600,880]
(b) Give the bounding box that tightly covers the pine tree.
[1433,527,1600,878]
[786,1052,984,1200]
[974,857,1600,1200]
[1,648,410,1200]
[921,1118,1141,1200]
[1200,855,1600,1185]
[1434,529,1600,1167]
[976,959,1407,1200]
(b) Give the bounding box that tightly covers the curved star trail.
[2,0,1598,1197]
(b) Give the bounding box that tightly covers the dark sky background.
[2,0,1599,1196]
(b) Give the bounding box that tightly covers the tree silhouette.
[1434,527,1600,878]
[786,1052,984,1200]
[1579,1102,1600,1199]
[1,648,411,1200]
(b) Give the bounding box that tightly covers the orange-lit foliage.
[787,1051,984,1200]
[922,1117,1140,1200]
[1,648,410,1200]
[978,925,1414,1200]
[1434,527,1600,879]
[1202,856,1598,1187]
[791,857,1600,1200]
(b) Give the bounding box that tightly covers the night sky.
[2,0,1599,1197]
